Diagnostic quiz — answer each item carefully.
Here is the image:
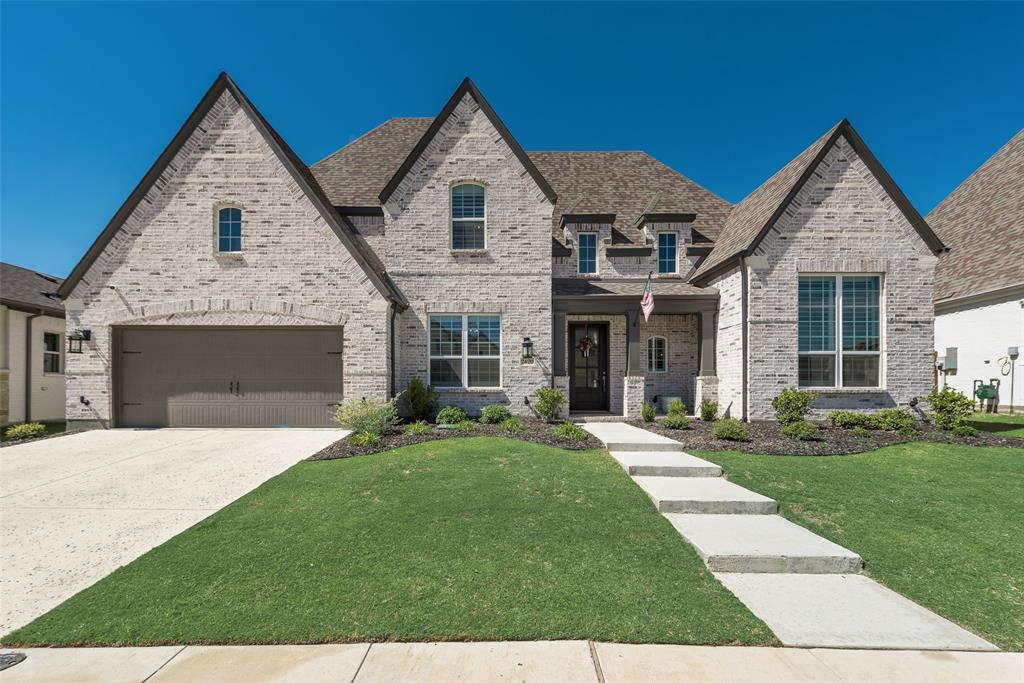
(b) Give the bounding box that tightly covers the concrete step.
[632,476,777,514]
[581,422,683,452]
[715,573,998,651]
[665,513,863,573]
[610,451,722,477]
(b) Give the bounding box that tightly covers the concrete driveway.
[0,428,345,635]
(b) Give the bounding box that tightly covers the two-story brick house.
[58,74,945,428]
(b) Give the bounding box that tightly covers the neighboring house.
[930,130,1023,410]
[0,262,67,425]
[57,74,945,428]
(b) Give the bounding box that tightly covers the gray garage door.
[117,328,343,427]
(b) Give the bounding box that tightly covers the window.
[429,314,501,388]
[798,275,881,388]
[647,336,667,372]
[217,207,242,253]
[658,233,677,274]
[577,232,597,274]
[451,184,486,249]
[43,332,62,374]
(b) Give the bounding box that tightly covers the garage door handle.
[229,381,236,395]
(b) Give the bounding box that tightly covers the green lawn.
[697,443,1024,650]
[3,437,773,647]
[966,412,1024,438]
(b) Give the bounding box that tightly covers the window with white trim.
[43,332,62,374]
[647,336,667,373]
[217,207,242,253]
[577,232,597,274]
[657,233,677,274]
[451,184,486,249]
[429,314,501,388]
[798,275,881,388]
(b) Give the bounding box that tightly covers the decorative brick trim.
[111,298,349,325]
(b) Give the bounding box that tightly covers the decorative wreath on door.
[576,336,596,358]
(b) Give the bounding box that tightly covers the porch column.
[698,308,715,375]
[552,311,566,376]
[626,309,643,375]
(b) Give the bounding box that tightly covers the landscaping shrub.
[436,405,469,425]
[551,421,588,443]
[333,397,400,436]
[4,422,45,440]
[668,398,686,417]
[641,402,656,423]
[772,387,815,425]
[498,417,522,433]
[455,420,477,432]
[660,413,691,430]
[403,421,433,436]
[952,424,980,438]
[713,418,751,442]
[828,410,871,429]
[874,409,917,434]
[850,426,873,439]
[699,400,718,422]
[924,386,974,429]
[480,404,512,424]
[780,420,822,441]
[535,387,567,422]
[351,431,383,447]
[403,378,437,421]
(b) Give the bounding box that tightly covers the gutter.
[739,257,749,422]
[24,309,43,422]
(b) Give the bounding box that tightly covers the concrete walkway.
[0,428,345,635]
[1,642,1020,683]
[581,422,997,651]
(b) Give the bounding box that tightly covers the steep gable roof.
[690,119,946,285]
[928,129,1024,303]
[0,262,64,316]
[57,73,407,308]
[377,77,557,205]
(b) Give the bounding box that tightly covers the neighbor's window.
[577,232,597,274]
[658,233,677,274]
[217,207,242,253]
[798,275,881,388]
[429,314,501,388]
[451,183,486,249]
[43,332,62,374]
[647,336,667,373]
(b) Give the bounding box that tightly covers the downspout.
[739,257,749,422]
[24,310,43,423]
[389,303,396,398]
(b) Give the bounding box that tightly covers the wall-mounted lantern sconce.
[67,329,92,354]
[521,336,534,364]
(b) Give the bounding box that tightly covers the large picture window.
[577,233,597,274]
[451,184,486,249]
[429,314,501,388]
[798,275,881,388]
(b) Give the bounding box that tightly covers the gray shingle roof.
[928,129,1024,302]
[0,262,65,316]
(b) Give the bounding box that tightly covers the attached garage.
[115,328,343,428]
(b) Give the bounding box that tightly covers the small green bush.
[875,409,917,434]
[952,424,980,438]
[403,421,433,436]
[351,431,383,447]
[772,387,816,425]
[713,418,751,442]
[641,402,656,423]
[780,420,821,441]
[333,397,400,436]
[850,426,873,439]
[455,420,477,432]
[660,413,691,430]
[535,387,567,421]
[551,421,588,443]
[436,405,469,425]
[668,398,686,417]
[498,417,522,433]
[403,378,437,421]
[828,410,870,429]
[4,422,45,440]
[699,400,718,422]
[924,385,974,429]
[480,404,513,424]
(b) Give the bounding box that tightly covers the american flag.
[641,273,655,322]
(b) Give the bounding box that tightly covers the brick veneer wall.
[639,314,698,412]
[64,91,391,427]
[553,221,702,279]
[709,267,745,418]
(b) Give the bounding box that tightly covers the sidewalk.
[1,641,1021,683]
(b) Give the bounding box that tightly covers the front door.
[569,322,609,411]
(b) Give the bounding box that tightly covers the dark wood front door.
[569,322,609,411]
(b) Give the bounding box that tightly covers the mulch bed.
[309,419,603,461]
[630,419,1024,456]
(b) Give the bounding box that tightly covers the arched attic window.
[217,207,242,253]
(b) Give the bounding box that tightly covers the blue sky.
[2,2,1021,277]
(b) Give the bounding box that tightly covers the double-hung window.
[647,336,667,372]
[657,233,677,274]
[577,233,597,274]
[798,275,881,388]
[451,184,486,249]
[429,314,501,388]
[217,207,242,253]
[43,332,62,374]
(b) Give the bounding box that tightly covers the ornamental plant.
[333,397,400,437]
[772,387,815,425]
[480,404,513,424]
[4,422,45,440]
[403,421,433,436]
[535,387,567,422]
[660,413,691,430]
[498,417,522,433]
[699,400,718,422]
[641,402,656,423]
[403,378,437,422]
[713,418,751,442]
[551,421,588,443]
[924,386,974,430]
[436,405,469,425]
[780,420,821,441]
[667,398,686,417]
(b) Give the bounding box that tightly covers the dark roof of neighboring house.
[552,278,713,298]
[928,129,1024,303]
[1,262,65,316]
[690,119,946,285]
